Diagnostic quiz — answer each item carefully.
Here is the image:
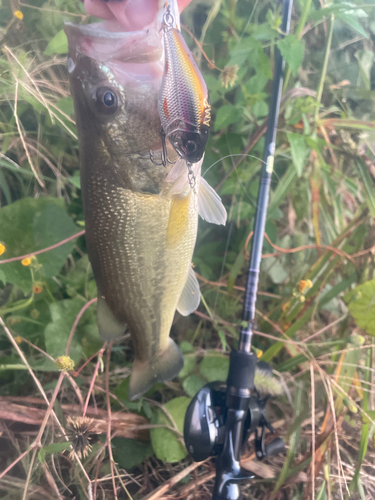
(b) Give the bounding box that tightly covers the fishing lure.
[154,4,211,169]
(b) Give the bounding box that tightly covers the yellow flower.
[15,336,23,344]
[299,279,313,293]
[56,355,75,371]
[14,10,24,20]
[21,257,32,266]
[300,295,306,303]
[256,349,263,358]
[282,301,290,312]
[0,243,5,256]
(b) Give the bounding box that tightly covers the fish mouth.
[65,0,181,70]
[64,20,163,66]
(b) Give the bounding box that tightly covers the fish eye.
[185,140,197,153]
[95,87,118,115]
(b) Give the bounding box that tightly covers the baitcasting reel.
[184,354,285,500]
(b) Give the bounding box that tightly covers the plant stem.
[314,14,335,126]
[283,0,313,90]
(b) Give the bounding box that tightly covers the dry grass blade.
[0,397,150,440]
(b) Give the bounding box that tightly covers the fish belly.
[84,171,198,397]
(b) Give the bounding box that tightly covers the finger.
[83,0,194,30]
[178,0,193,10]
[107,0,158,31]
[84,0,114,20]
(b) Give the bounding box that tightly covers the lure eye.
[185,140,197,153]
[95,87,118,115]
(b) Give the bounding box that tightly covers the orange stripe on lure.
[158,4,211,165]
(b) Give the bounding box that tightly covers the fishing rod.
[184,0,293,497]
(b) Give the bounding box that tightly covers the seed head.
[66,416,94,459]
[56,355,75,372]
[220,65,239,89]
[32,282,43,294]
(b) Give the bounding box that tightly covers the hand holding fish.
[83,0,193,30]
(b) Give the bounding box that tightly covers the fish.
[157,3,211,165]
[65,0,226,401]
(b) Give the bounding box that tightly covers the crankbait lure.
[156,4,211,168]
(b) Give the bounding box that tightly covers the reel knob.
[265,437,285,457]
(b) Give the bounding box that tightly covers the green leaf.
[356,160,375,218]
[337,12,369,39]
[0,198,78,292]
[112,438,153,469]
[362,410,375,424]
[345,280,375,335]
[199,354,229,382]
[277,35,305,77]
[178,353,197,379]
[214,105,239,131]
[218,330,227,351]
[0,270,6,285]
[150,397,191,463]
[44,299,87,363]
[44,29,68,55]
[183,374,206,397]
[268,165,297,218]
[286,132,309,177]
[69,171,81,189]
[180,341,194,353]
[38,442,72,463]
[316,480,327,500]
[228,250,244,293]
[261,256,288,284]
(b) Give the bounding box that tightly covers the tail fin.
[128,338,184,400]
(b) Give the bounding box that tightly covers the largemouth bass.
[65,1,226,400]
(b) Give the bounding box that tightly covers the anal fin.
[177,266,200,316]
[129,338,184,400]
[96,296,126,341]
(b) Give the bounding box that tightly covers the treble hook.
[149,150,165,167]
[149,129,177,167]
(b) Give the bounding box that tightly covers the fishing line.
[212,139,245,316]
[205,152,278,316]
[202,153,266,178]
[213,220,233,316]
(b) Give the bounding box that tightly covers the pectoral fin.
[198,177,227,225]
[177,266,200,316]
[96,296,127,341]
[129,338,184,400]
